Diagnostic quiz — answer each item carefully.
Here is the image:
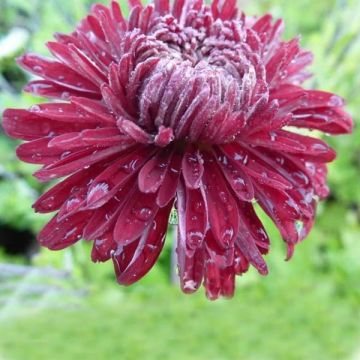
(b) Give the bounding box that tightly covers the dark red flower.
[2,0,352,299]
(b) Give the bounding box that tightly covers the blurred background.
[0,0,359,359]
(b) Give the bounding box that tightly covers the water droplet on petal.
[61,151,72,160]
[219,191,228,203]
[33,65,43,73]
[133,207,153,221]
[221,227,234,244]
[194,201,203,213]
[87,182,109,205]
[311,143,327,151]
[234,177,245,186]
[40,196,55,209]
[31,153,42,161]
[29,105,41,112]
[66,198,81,212]
[187,231,203,247]
[61,92,70,100]
[328,95,343,107]
[65,227,77,240]
[183,280,198,292]
[270,131,277,141]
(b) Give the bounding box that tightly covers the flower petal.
[156,152,182,207]
[85,146,153,209]
[113,203,172,285]
[204,232,235,300]
[38,211,93,250]
[113,189,159,245]
[202,153,239,249]
[138,148,173,193]
[181,145,204,189]
[34,145,126,182]
[91,231,117,262]
[17,53,100,93]
[33,164,104,213]
[16,138,64,165]
[83,182,134,240]
[177,179,208,251]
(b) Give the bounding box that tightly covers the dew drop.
[29,104,41,112]
[33,65,43,73]
[276,157,284,165]
[87,182,109,204]
[188,231,203,246]
[313,114,330,122]
[61,92,70,100]
[152,220,157,231]
[221,156,228,166]
[121,164,131,174]
[134,207,153,221]
[183,280,198,292]
[65,227,77,240]
[31,153,42,161]
[194,201,203,213]
[221,227,234,244]
[219,191,228,203]
[293,171,309,185]
[234,152,243,161]
[61,151,72,160]
[40,196,55,209]
[234,177,245,186]
[311,143,327,151]
[328,95,343,107]
[66,198,81,212]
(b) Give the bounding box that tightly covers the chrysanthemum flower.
[2,0,352,299]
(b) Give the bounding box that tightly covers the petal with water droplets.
[113,203,172,285]
[182,146,204,189]
[91,232,117,262]
[177,179,207,250]
[85,146,153,209]
[38,211,93,250]
[202,153,239,249]
[138,148,173,193]
[156,152,182,207]
[114,189,159,245]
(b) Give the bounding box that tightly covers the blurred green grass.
[0,0,360,359]
[1,274,359,360]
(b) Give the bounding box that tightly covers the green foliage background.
[0,1,359,359]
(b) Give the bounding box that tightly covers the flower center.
[109,11,268,147]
